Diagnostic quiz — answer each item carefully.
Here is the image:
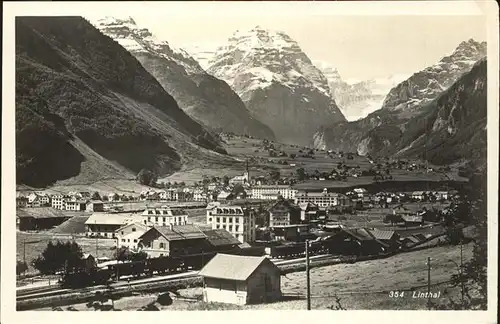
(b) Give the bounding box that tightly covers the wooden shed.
[199,254,281,305]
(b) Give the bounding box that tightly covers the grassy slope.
[15,16,227,188]
[163,136,464,186]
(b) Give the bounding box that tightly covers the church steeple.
[245,158,250,184]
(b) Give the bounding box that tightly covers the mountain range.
[15,16,233,187]
[313,39,487,166]
[314,61,409,121]
[93,17,275,140]
[15,17,488,187]
[201,26,346,146]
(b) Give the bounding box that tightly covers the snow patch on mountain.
[381,38,487,114]
[92,16,205,76]
[314,60,409,121]
[204,26,345,145]
[207,26,333,100]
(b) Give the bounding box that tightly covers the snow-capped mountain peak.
[206,26,345,145]
[93,16,204,75]
[208,27,331,98]
[314,60,410,121]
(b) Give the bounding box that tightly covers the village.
[15,154,472,310]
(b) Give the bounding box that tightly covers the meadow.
[17,231,116,274]
[163,136,465,188]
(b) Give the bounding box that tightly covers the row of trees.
[28,241,149,277]
[432,171,487,310]
[32,241,85,275]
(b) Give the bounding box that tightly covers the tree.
[433,172,487,310]
[222,175,230,186]
[136,169,158,187]
[16,260,28,275]
[129,251,148,262]
[268,170,281,183]
[116,247,132,263]
[296,168,306,181]
[91,192,101,201]
[32,241,84,275]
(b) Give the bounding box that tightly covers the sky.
[67,2,489,80]
[129,14,487,80]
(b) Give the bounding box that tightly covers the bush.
[16,260,28,275]
[136,168,158,186]
[156,292,173,306]
[32,240,84,275]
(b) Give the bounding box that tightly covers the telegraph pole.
[23,238,26,265]
[95,220,99,258]
[427,257,431,309]
[460,240,464,306]
[306,239,311,310]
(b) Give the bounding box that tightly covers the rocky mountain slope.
[183,43,218,71]
[381,39,486,116]
[16,16,231,188]
[93,17,275,140]
[315,61,408,121]
[390,58,487,166]
[314,39,487,162]
[205,26,346,146]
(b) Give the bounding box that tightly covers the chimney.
[169,223,174,230]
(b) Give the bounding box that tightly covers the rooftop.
[202,229,241,247]
[17,208,85,219]
[84,213,143,225]
[149,224,207,241]
[199,254,274,281]
[370,229,397,240]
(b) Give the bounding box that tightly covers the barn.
[199,254,281,305]
[17,208,71,231]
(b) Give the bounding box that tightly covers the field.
[17,135,465,193]
[186,208,211,229]
[17,231,116,274]
[17,179,152,196]
[162,136,465,187]
[45,244,471,311]
[325,202,448,228]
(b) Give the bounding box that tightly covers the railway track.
[17,270,200,301]
[16,254,343,304]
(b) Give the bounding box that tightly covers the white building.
[206,202,222,224]
[159,189,175,201]
[250,185,297,200]
[84,213,143,238]
[294,188,351,209]
[142,206,189,226]
[353,188,369,197]
[115,222,149,250]
[27,192,51,206]
[199,254,281,305]
[51,194,66,210]
[193,188,207,202]
[207,204,256,244]
[229,172,249,185]
[64,200,87,211]
[412,191,425,201]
